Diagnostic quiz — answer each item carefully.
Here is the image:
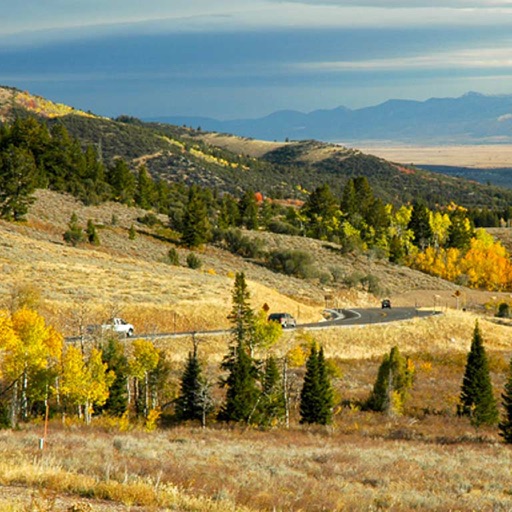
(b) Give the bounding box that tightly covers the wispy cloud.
[295,47,512,72]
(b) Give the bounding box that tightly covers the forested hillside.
[2,85,512,208]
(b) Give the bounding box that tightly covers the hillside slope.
[0,189,483,339]
[2,85,512,208]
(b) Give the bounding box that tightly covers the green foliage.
[186,252,202,269]
[181,185,211,248]
[257,356,286,427]
[216,228,265,259]
[167,247,180,265]
[499,357,512,443]
[267,249,317,279]
[0,144,37,220]
[176,346,213,426]
[496,302,511,319]
[128,224,136,240]
[137,212,160,227]
[218,340,260,423]
[458,321,499,427]
[299,345,334,425]
[100,338,129,417]
[86,219,100,246]
[63,212,84,246]
[366,346,415,415]
[408,200,433,249]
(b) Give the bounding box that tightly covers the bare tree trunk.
[10,381,18,428]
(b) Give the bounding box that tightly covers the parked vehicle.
[87,317,134,337]
[268,312,297,328]
[381,299,391,309]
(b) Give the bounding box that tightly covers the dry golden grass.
[1,418,512,512]
[356,144,512,169]
[3,189,512,510]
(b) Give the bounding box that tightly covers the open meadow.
[2,190,512,510]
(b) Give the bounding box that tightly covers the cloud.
[295,47,512,73]
[498,113,512,121]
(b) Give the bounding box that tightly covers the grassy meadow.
[2,190,512,510]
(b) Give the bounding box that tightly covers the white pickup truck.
[87,318,134,337]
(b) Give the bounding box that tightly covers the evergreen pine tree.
[182,186,211,248]
[218,340,259,423]
[258,356,286,427]
[239,190,259,230]
[63,212,84,246]
[458,321,499,427]
[0,145,37,221]
[299,344,320,424]
[299,344,334,425]
[499,356,512,443]
[176,346,213,426]
[408,200,433,249]
[316,346,334,424]
[366,346,414,415]
[218,272,259,423]
[134,165,156,210]
[101,337,129,416]
[86,219,100,245]
[128,224,136,240]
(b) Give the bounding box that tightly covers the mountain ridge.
[146,92,512,144]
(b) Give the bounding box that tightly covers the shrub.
[218,228,265,259]
[267,219,300,236]
[496,302,511,318]
[168,247,180,265]
[186,252,202,269]
[266,249,318,279]
[138,213,161,227]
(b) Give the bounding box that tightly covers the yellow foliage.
[129,339,159,379]
[145,408,161,432]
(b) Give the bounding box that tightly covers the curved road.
[299,307,439,330]
[67,308,439,343]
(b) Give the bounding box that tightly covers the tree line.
[1,273,512,442]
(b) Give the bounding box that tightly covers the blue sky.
[2,1,512,119]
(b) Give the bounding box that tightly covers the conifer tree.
[499,356,512,443]
[101,337,128,417]
[458,321,499,427]
[366,346,414,415]
[182,185,211,248]
[63,212,84,246]
[299,344,333,425]
[408,200,433,249]
[134,165,156,210]
[218,272,259,423]
[258,356,286,427]
[176,345,213,426]
[86,219,100,245]
[0,145,37,221]
[238,190,259,230]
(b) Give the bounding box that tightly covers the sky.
[2,1,512,119]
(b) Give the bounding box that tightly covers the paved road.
[67,307,438,342]
[298,307,439,330]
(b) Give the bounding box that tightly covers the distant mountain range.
[146,92,512,144]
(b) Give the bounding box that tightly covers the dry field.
[3,190,512,510]
[353,144,512,169]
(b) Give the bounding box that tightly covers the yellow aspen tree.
[129,339,159,418]
[3,309,63,424]
[60,345,114,424]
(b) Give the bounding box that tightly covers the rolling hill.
[2,86,512,209]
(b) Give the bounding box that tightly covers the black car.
[381,299,391,309]
[268,312,297,328]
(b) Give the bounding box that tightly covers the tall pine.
[176,345,213,426]
[258,356,286,427]
[499,356,512,443]
[299,345,333,425]
[218,272,259,423]
[458,321,499,427]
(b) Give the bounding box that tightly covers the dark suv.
[268,312,297,328]
[381,299,391,309]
